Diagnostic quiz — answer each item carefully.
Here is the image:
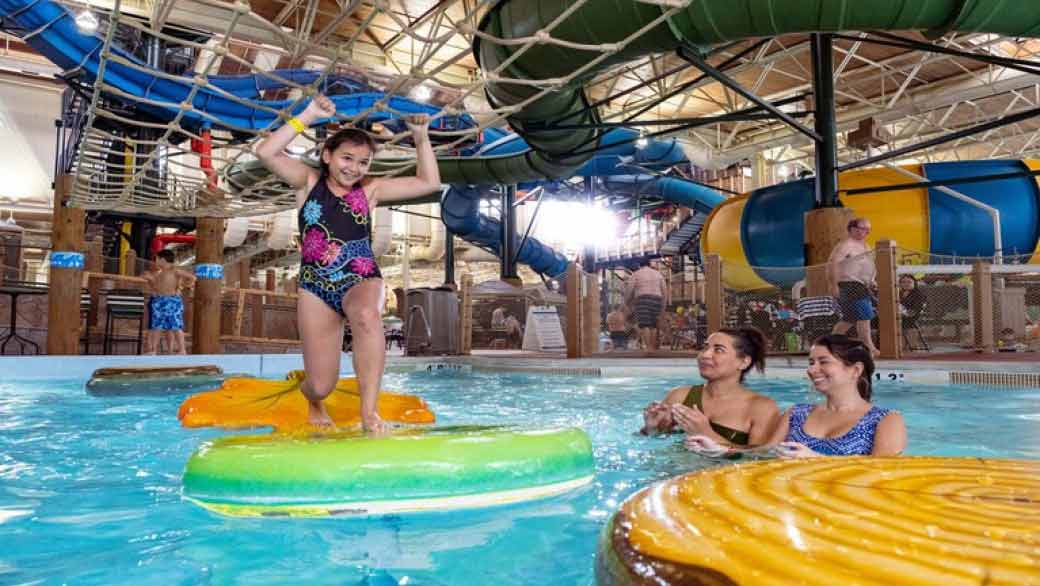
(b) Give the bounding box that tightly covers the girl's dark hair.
[716,327,767,382]
[899,274,918,287]
[812,334,875,400]
[156,249,175,263]
[320,127,376,176]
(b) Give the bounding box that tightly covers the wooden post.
[46,175,86,355]
[804,207,854,296]
[238,260,250,289]
[582,271,600,355]
[458,273,473,355]
[192,217,224,354]
[252,270,275,337]
[566,263,582,358]
[123,249,138,276]
[705,253,724,334]
[875,239,901,359]
[972,260,994,353]
[85,239,103,329]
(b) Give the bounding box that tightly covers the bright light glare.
[534,201,618,248]
[75,9,98,33]
[635,136,648,149]
[777,164,790,178]
[412,85,432,101]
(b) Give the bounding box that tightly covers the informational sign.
[522,305,566,352]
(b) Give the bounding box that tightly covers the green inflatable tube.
[182,426,594,517]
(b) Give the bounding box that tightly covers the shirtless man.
[142,249,196,354]
[828,217,878,357]
[625,259,670,350]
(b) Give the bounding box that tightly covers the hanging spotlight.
[75,9,99,33]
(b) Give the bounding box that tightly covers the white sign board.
[522,305,566,352]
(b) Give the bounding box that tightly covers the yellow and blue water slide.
[703,162,1040,290]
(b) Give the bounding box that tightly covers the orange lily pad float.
[177,371,435,432]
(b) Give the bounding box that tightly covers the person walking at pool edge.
[828,217,880,358]
[143,249,195,355]
[625,259,669,351]
[255,95,440,431]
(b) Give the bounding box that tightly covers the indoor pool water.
[2,369,1039,585]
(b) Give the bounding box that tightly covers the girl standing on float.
[257,95,440,430]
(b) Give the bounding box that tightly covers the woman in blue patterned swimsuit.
[690,334,906,458]
[256,95,440,430]
[769,334,906,457]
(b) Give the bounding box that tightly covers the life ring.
[182,426,594,517]
[597,457,1040,585]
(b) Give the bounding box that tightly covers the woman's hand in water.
[671,403,711,435]
[774,441,818,459]
[302,94,336,122]
[685,435,730,457]
[641,401,673,434]
[403,114,431,142]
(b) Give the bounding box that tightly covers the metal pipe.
[811,34,839,207]
[500,184,518,280]
[444,230,455,287]
[838,105,1040,172]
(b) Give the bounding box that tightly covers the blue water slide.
[602,175,724,214]
[740,179,815,287]
[0,0,472,131]
[440,185,569,277]
[470,128,685,174]
[923,160,1040,258]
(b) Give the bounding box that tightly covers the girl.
[641,328,780,449]
[256,95,440,431]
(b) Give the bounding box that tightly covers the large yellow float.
[597,457,1040,585]
[177,370,435,432]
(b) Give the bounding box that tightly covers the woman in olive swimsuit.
[641,328,780,448]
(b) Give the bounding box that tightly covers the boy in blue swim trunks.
[143,249,196,354]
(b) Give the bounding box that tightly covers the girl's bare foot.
[307,399,336,429]
[362,412,389,435]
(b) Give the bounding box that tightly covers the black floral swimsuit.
[297,176,381,316]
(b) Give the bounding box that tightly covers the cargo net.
[31,0,692,218]
[720,263,823,355]
[895,248,1040,354]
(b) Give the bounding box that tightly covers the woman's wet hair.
[716,327,767,382]
[320,127,376,176]
[812,334,875,400]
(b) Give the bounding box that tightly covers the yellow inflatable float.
[597,457,1040,586]
[177,370,435,432]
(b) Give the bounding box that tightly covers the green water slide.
[447,0,1040,184]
